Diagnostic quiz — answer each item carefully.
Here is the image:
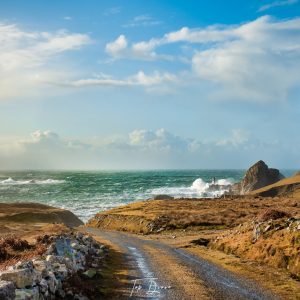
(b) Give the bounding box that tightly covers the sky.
[0,0,300,169]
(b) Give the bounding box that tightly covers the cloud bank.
[0,129,298,170]
[1,16,300,103]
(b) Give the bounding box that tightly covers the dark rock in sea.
[232,160,284,195]
[153,195,174,200]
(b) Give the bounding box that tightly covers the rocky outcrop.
[153,195,174,200]
[0,232,108,299]
[0,203,83,227]
[232,160,284,195]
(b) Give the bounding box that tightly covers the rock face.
[233,160,284,194]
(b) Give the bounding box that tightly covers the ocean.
[0,170,296,222]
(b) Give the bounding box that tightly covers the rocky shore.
[0,160,299,299]
[0,232,108,300]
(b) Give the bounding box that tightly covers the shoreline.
[0,167,299,299]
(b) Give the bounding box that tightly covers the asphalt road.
[87,228,279,300]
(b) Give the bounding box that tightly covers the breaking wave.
[149,177,235,198]
[0,177,65,185]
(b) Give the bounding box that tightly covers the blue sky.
[0,0,299,169]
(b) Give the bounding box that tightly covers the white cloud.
[105,34,128,57]
[119,16,300,102]
[67,71,177,88]
[123,14,162,28]
[0,129,297,169]
[0,23,91,100]
[105,34,170,61]
[258,0,298,12]
[63,16,72,21]
[103,6,122,16]
[216,129,250,147]
[128,128,196,153]
[191,16,300,102]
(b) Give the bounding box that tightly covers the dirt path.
[87,228,279,300]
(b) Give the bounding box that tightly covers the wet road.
[87,228,279,300]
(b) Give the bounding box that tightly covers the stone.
[45,244,56,255]
[38,278,48,293]
[190,238,210,246]
[47,272,58,294]
[0,268,35,288]
[53,264,68,280]
[96,249,105,256]
[46,255,56,263]
[55,238,73,257]
[79,245,89,254]
[57,288,66,298]
[0,280,15,300]
[71,241,81,250]
[232,160,284,194]
[15,261,34,271]
[76,232,84,240]
[83,269,97,279]
[153,194,174,200]
[15,287,39,300]
[74,294,90,300]
[32,260,50,278]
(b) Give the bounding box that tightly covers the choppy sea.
[0,170,295,222]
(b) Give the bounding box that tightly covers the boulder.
[190,238,210,247]
[38,278,48,293]
[15,287,39,300]
[0,280,15,300]
[82,269,97,279]
[153,195,174,200]
[32,259,50,277]
[47,272,58,294]
[232,160,284,194]
[0,268,35,288]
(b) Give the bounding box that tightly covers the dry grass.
[252,175,300,197]
[0,235,47,270]
[210,216,300,278]
[0,223,71,271]
[256,209,291,222]
[87,196,300,234]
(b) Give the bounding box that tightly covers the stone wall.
[0,232,108,300]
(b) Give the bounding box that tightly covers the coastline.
[0,166,299,299]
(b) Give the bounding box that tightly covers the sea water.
[0,170,295,222]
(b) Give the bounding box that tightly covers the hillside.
[87,196,299,234]
[252,175,300,197]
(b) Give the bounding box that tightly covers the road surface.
[87,228,278,300]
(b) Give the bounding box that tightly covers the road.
[87,228,279,300]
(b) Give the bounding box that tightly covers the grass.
[87,196,300,234]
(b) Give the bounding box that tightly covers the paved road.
[87,228,279,300]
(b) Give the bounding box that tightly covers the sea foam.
[150,177,234,198]
[0,177,65,185]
